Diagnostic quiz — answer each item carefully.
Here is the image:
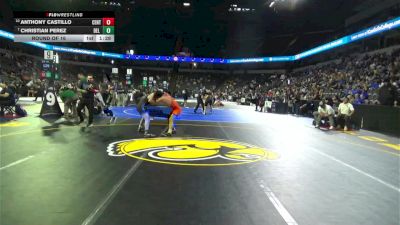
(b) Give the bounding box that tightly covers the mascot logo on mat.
[106,138,278,166]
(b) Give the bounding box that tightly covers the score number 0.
[102,18,114,26]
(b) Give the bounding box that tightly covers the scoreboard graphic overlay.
[14,11,114,42]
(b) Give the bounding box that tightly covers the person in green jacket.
[60,83,78,120]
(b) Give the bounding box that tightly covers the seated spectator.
[313,100,335,130]
[0,82,16,115]
[353,94,364,105]
[337,97,355,131]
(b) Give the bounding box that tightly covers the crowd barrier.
[269,101,400,136]
[271,102,288,114]
[352,104,400,136]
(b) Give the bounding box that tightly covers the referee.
[77,75,95,127]
[194,89,205,114]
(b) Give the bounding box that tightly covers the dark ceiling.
[2,0,370,58]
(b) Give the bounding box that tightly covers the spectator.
[313,100,335,130]
[337,97,355,131]
[116,82,128,106]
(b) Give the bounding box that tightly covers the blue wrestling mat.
[109,106,245,123]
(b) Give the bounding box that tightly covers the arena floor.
[1,102,399,225]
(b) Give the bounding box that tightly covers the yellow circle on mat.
[106,137,279,166]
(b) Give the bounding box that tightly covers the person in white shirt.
[337,97,355,131]
[313,100,335,130]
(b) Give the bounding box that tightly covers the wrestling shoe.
[162,128,176,134]
[161,132,172,137]
[109,117,117,124]
[144,133,157,138]
[76,119,84,126]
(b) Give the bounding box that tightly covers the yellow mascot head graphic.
[107,138,278,166]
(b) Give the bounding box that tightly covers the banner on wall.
[1,17,400,64]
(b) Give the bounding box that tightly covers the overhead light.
[269,1,275,7]
[111,60,114,64]
[183,2,190,7]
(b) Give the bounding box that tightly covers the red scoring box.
[102,17,115,26]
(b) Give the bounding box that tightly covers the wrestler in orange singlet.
[150,90,182,136]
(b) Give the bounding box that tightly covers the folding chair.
[1,94,18,115]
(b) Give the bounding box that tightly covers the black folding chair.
[1,94,18,115]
